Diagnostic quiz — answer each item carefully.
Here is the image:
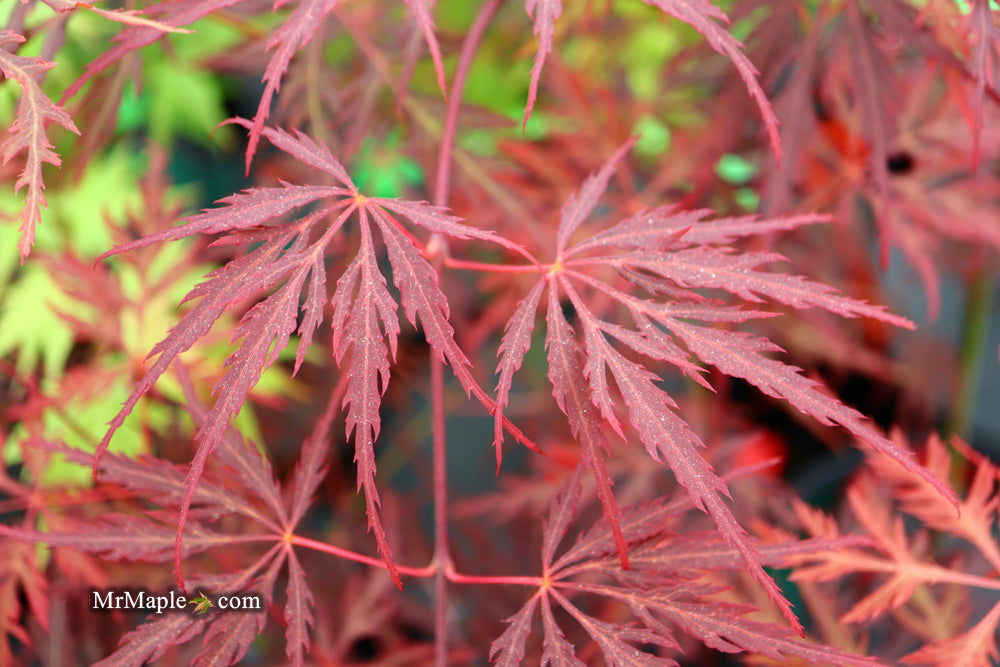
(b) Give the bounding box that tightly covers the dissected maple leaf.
[867,430,1000,570]
[901,600,1000,667]
[0,31,80,261]
[0,379,347,666]
[489,467,882,665]
[39,0,193,34]
[780,434,1000,666]
[61,0,246,105]
[95,122,534,591]
[492,137,955,634]
[56,0,446,173]
[745,0,1000,315]
[243,0,340,174]
[0,538,49,664]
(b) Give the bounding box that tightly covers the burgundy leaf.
[663,319,957,507]
[565,207,828,257]
[578,583,880,666]
[284,551,314,665]
[53,443,273,527]
[541,466,584,571]
[287,381,344,529]
[556,137,637,255]
[605,246,915,327]
[333,208,402,587]
[0,517,244,563]
[540,594,585,667]
[180,372,287,526]
[99,185,343,260]
[191,612,265,667]
[490,592,540,666]
[374,197,514,247]
[403,0,446,95]
[545,281,629,568]
[244,0,340,173]
[641,0,781,158]
[493,278,545,463]
[523,0,562,126]
[93,614,204,667]
[561,276,801,633]
[552,590,676,666]
[969,0,1000,165]
[370,205,536,452]
[63,0,245,102]
[224,118,355,186]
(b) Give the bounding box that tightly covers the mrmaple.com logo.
[91,590,263,615]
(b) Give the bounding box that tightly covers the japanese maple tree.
[0,0,997,665]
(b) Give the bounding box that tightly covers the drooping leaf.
[244,0,340,173]
[284,551,315,665]
[545,282,629,568]
[403,0,447,95]
[333,207,402,588]
[489,592,540,667]
[523,0,562,126]
[520,1,781,157]
[645,0,781,157]
[493,278,545,464]
[0,32,80,260]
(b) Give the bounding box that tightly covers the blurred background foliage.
[0,0,997,497]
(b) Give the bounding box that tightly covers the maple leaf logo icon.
[189,592,214,615]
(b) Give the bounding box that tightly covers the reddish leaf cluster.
[0,0,997,665]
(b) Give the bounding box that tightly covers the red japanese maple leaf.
[95,122,534,591]
[491,137,956,634]
[0,31,79,261]
[489,466,884,665]
[0,377,343,666]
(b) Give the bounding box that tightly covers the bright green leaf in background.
[0,268,75,384]
[352,130,425,198]
[142,59,231,147]
[3,369,159,487]
[716,153,758,185]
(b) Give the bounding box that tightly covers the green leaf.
[716,154,758,185]
[0,266,75,383]
[4,370,160,486]
[145,59,231,146]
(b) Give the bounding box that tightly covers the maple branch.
[445,568,546,587]
[289,534,545,586]
[428,5,505,662]
[443,257,551,274]
[288,534,434,578]
[431,356,450,666]
[432,0,503,208]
